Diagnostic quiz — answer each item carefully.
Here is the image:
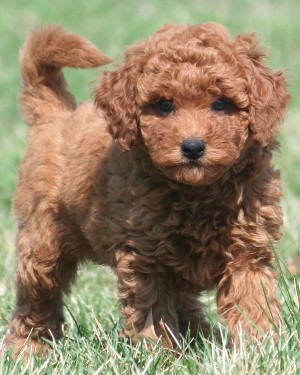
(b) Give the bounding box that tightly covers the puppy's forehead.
[154,22,231,45]
[133,24,249,107]
[126,22,233,60]
[127,22,242,78]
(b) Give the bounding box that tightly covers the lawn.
[0,0,299,373]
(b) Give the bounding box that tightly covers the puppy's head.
[96,23,290,186]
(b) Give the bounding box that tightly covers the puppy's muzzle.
[181,138,205,160]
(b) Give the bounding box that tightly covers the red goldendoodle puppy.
[6,22,290,354]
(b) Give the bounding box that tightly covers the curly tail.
[19,25,112,126]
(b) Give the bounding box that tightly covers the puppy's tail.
[20,25,112,126]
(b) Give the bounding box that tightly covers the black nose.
[181,138,205,160]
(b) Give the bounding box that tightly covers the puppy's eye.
[211,98,231,112]
[157,99,175,113]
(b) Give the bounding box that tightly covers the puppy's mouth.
[162,158,203,170]
[159,164,206,187]
[159,158,230,186]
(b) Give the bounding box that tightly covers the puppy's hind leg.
[6,207,89,356]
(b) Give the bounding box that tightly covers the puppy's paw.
[4,335,53,358]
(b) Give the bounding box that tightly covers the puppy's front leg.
[217,259,281,342]
[115,249,179,348]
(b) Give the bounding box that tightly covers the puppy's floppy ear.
[95,62,138,151]
[235,34,290,147]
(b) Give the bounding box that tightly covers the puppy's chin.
[161,164,227,187]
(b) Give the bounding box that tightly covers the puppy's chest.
[179,205,228,241]
[156,203,230,287]
[166,205,230,279]
[121,187,232,287]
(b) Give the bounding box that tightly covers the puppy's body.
[7,24,289,353]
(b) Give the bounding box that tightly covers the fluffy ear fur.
[235,34,290,147]
[95,61,139,151]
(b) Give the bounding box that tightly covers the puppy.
[6,23,290,354]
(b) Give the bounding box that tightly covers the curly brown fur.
[6,23,290,355]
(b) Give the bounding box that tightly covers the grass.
[0,0,299,373]
[1,263,300,374]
